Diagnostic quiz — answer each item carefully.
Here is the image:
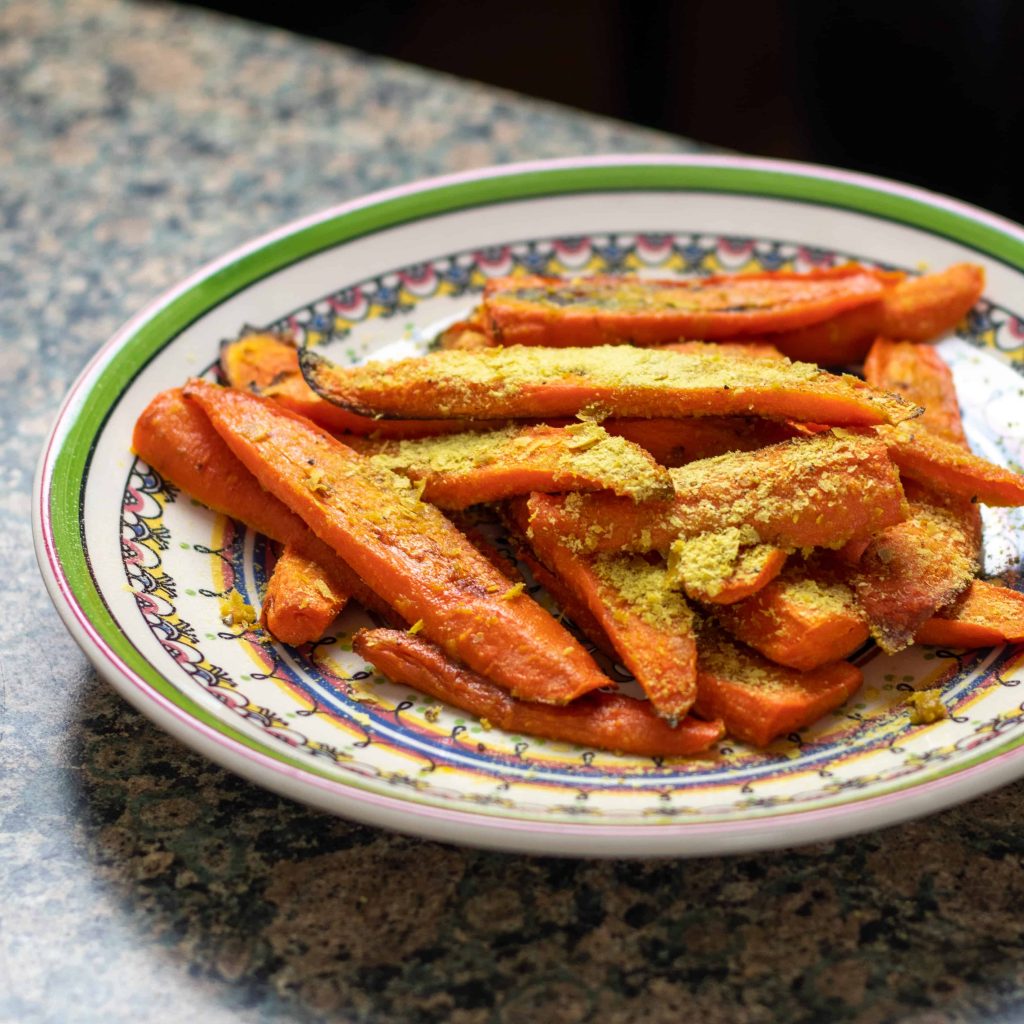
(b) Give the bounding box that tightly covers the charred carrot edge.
[527,431,909,555]
[693,628,864,747]
[915,579,1024,647]
[131,388,398,624]
[261,544,348,646]
[713,564,870,671]
[480,271,889,345]
[507,499,698,721]
[346,422,673,507]
[879,263,985,341]
[300,346,921,426]
[355,629,725,757]
[183,380,608,704]
[864,338,967,445]
[221,333,479,438]
[669,539,788,605]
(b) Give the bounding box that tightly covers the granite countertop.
[3,2,1024,1022]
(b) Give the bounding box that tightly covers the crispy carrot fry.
[301,346,920,425]
[713,562,869,670]
[221,333,476,438]
[666,530,788,604]
[184,380,608,704]
[261,544,348,645]
[527,431,908,555]
[915,579,1024,646]
[480,270,888,345]
[345,421,672,507]
[693,626,864,747]
[508,499,698,720]
[132,388,395,623]
[354,629,725,757]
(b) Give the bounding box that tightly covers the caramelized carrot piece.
[713,563,869,670]
[666,531,788,604]
[693,629,864,747]
[480,270,888,345]
[508,499,698,721]
[301,346,920,425]
[132,388,394,623]
[915,580,1024,646]
[345,421,672,507]
[221,333,476,438]
[184,380,608,704]
[354,629,725,757]
[261,544,348,645]
[527,432,909,555]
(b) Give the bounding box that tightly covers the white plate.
[34,155,1024,857]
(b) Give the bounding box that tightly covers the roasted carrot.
[221,333,476,438]
[344,421,673,507]
[301,346,921,425]
[692,627,864,747]
[666,530,788,604]
[713,562,869,670]
[437,311,496,351]
[354,629,725,757]
[479,270,889,346]
[184,380,609,704]
[508,499,698,721]
[656,340,786,360]
[915,579,1024,646]
[261,544,348,645]
[526,431,909,555]
[131,388,395,623]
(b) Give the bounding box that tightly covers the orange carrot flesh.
[713,563,869,670]
[527,431,909,555]
[667,533,788,605]
[603,416,802,467]
[261,544,348,645]
[345,422,673,507]
[301,346,921,426]
[692,628,864,747]
[354,629,725,757]
[656,340,786,360]
[915,579,1024,646]
[437,310,497,351]
[221,333,476,438]
[131,388,394,622]
[508,499,698,720]
[879,263,985,341]
[760,300,887,364]
[183,380,608,704]
[480,271,888,345]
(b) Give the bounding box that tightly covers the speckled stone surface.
[3,1,1024,1022]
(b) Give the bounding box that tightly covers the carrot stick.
[480,270,889,345]
[261,544,348,645]
[507,500,698,721]
[526,431,909,555]
[437,311,496,351]
[345,421,673,507]
[915,579,1024,646]
[221,333,477,438]
[667,530,788,604]
[132,388,395,623]
[301,345,921,425]
[693,628,864,747]
[761,301,889,365]
[354,629,725,757]
[183,380,609,704]
[713,562,869,670]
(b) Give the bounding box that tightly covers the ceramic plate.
[34,156,1024,857]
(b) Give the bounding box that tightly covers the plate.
[34,155,1024,858]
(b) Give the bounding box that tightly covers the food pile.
[132,262,1024,755]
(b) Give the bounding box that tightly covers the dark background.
[186,0,1024,224]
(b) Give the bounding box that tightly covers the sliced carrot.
[508,499,698,721]
[666,529,787,604]
[692,626,863,747]
[301,345,920,425]
[131,388,395,623]
[183,380,608,704]
[713,562,869,670]
[221,333,475,438]
[762,300,889,365]
[480,270,888,345]
[345,421,673,507]
[354,629,725,757]
[915,579,1024,646]
[526,431,909,555]
[261,544,348,645]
